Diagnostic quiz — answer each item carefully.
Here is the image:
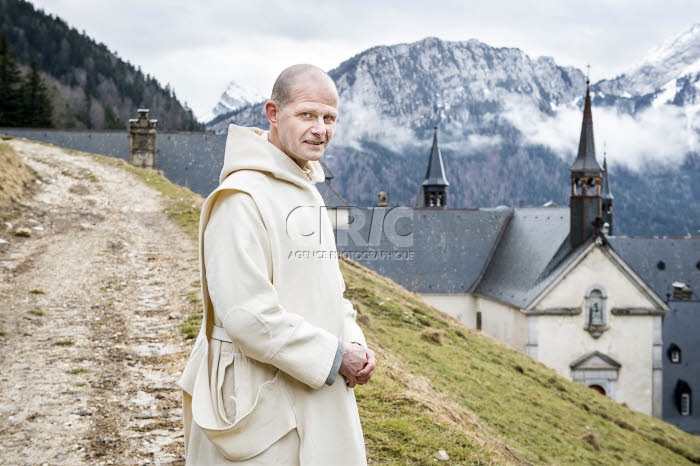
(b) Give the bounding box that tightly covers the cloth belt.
[211,325,233,343]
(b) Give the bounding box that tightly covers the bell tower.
[418,126,449,208]
[570,81,603,248]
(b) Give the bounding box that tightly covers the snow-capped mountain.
[329,37,586,149]
[596,24,700,99]
[209,28,700,236]
[207,80,265,123]
[211,37,586,144]
[589,24,700,166]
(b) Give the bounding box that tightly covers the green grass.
[68,367,88,374]
[181,282,204,339]
[29,289,45,294]
[339,258,700,465]
[27,308,44,316]
[181,312,203,340]
[43,140,700,465]
[52,339,74,346]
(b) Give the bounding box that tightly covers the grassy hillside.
[341,260,700,464]
[3,139,699,465]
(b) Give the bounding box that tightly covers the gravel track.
[0,139,198,465]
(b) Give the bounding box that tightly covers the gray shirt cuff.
[325,339,344,386]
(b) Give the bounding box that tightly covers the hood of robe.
[219,125,326,187]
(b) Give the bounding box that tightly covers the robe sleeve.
[204,190,339,389]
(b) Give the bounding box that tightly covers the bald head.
[265,64,339,168]
[271,64,337,107]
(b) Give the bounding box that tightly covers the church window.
[584,287,607,338]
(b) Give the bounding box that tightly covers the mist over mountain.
[209,29,700,236]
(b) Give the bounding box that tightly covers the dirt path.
[0,139,198,465]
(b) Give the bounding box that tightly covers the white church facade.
[318,82,696,426]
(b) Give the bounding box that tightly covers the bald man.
[178,65,375,465]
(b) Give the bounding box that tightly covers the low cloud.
[334,100,419,150]
[505,101,698,170]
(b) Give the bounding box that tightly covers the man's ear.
[265,101,280,125]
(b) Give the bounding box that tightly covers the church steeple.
[601,155,614,235]
[419,126,449,208]
[570,81,604,248]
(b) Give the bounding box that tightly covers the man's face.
[268,77,339,168]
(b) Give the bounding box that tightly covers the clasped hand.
[339,343,376,388]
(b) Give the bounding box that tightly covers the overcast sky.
[27,0,700,121]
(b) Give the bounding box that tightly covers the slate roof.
[474,207,573,308]
[316,178,350,207]
[328,205,512,294]
[607,236,700,301]
[607,226,700,434]
[659,300,700,432]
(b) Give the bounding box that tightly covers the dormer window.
[584,287,608,338]
[675,380,692,416]
[672,282,692,301]
[681,393,691,416]
[668,344,681,364]
[671,349,681,364]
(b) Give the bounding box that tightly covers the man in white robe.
[178,64,376,465]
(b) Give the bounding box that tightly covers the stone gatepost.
[129,109,158,169]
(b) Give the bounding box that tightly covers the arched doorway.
[571,351,620,400]
[589,384,606,395]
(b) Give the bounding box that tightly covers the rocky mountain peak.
[208,80,265,123]
[328,36,585,147]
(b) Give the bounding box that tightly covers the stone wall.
[0,128,226,198]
